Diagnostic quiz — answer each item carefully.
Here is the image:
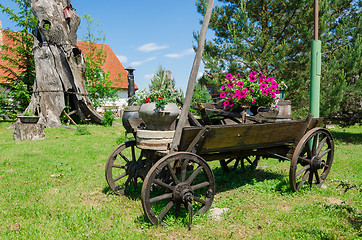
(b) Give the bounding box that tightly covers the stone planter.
[18,116,40,124]
[138,103,179,131]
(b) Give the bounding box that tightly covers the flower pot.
[122,105,140,133]
[18,116,40,124]
[138,103,179,131]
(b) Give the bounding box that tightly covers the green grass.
[0,122,361,239]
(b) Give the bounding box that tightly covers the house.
[0,20,137,113]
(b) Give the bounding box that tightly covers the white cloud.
[164,48,194,58]
[197,71,204,79]
[144,74,155,79]
[138,43,168,52]
[117,55,128,64]
[130,57,156,67]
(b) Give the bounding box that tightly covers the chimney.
[0,20,3,45]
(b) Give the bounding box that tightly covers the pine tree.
[196,0,361,120]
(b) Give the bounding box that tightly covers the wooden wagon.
[105,113,334,229]
[104,0,334,229]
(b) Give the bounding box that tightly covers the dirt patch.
[324,197,344,205]
[8,223,20,231]
[81,188,107,206]
[6,169,14,174]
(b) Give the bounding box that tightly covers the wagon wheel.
[289,128,334,192]
[105,141,145,195]
[141,152,215,229]
[220,155,261,172]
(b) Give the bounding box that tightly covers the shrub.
[102,108,114,127]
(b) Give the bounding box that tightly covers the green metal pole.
[310,40,321,118]
[310,0,321,118]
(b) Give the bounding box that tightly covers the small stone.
[321,184,328,189]
[209,208,229,221]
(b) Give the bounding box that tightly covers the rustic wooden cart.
[104,0,334,228]
[105,113,334,228]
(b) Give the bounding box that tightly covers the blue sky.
[0,0,213,91]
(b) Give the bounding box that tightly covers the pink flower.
[252,99,256,103]
[266,77,273,82]
[271,81,278,86]
[237,81,244,87]
[249,75,257,82]
[223,101,230,107]
[237,73,242,78]
[260,83,268,89]
[228,82,234,88]
[250,70,257,76]
[225,73,233,80]
[269,85,277,91]
[270,92,276,98]
[220,92,227,98]
[262,89,269,95]
[250,88,256,93]
[221,84,227,89]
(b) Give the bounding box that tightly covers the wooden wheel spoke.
[186,166,203,185]
[157,201,174,222]
[298,156,311,164]
[298,170,310,190]
[306,145,313,159]
[316,136,327,156]
[149,193,173,204]
[137,151,144,161]
[225,159,234,165]
[318,148,331,159]
[192,181,210,191]
[245,157,253,165]
[180,159,190,182]
[154,179,174,191]
[233,158,240,170]
[112,164,125,169]
[118,152,130,163]
[193,196,206,205]
[167,163,179,185]
[314,170,321,184]
[296,165,310,177]
[312,135,318,155]
[308,170,314,188]
[113,172,127,182]
[131,146,136,161]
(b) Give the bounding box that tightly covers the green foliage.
[0,0,37,112]
[196,0,361,123]
[75,125,91,135]
[148,65,176,91]
[81,14,119,108]
[190,82,213,114]
[102,108,114,127]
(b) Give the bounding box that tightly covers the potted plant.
[18,110,40,124]
[219,71,280,116]
[131,88,183,130]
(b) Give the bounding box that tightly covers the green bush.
[102,108,114,127]
[75,125,90,135]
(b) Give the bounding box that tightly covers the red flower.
[144,98,150,103]
[158,96,164,100]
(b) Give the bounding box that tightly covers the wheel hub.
[173,182,194,203]
[311,156,326,170]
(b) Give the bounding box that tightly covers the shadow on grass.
[330,130,362,144]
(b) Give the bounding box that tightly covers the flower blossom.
[144,98,150,103]
[262,89,269,95]
[260,83,268,89]
[225,73,233,80]
[221,84,227,90]
[220,92,227,98]
[228,82,234,88]
[237,81,244,87]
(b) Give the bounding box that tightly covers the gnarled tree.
[27,0,102,127]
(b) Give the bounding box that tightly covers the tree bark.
[27,0,102,127]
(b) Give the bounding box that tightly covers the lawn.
[0,121,361,239]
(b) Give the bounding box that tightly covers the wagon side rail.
[179,114,323,158]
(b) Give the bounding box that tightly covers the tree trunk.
[27,0,102,128]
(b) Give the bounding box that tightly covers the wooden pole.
[170,0,214,153]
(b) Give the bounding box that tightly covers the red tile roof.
[0,22,135,90]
